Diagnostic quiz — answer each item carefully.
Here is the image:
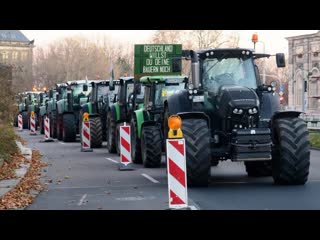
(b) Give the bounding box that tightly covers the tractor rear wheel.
[40,115,45,134]
[107,111,116,153]
[181,118,211,187]
[50,111,57,138]
[272,117,310,185]
[141,125,162,168]
[131,117,142,163]
[22,111,28,129]
[62,114,76,142]
[90,117,102,148]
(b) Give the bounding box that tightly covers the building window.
[20,52,27,60]
[1,52,9,60]
[12,51,18,60]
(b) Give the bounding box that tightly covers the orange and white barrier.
[41,116,54,142]
[119,123,134,170]
[81,113,93,152]
[18,114,23,131]
[166,138,188,209]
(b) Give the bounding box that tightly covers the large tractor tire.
[50,111,57,138]
[57,113,63,141]
[107,111,116,153]
[141,125,162,168]
[39,115,45,134]
[131,117,142,163]
[22,111,29,129]
[116,123,122,156]
[272,117,310,185]
[62,114,76,142]
[14,114,18,127]
[245,161,272,177]
[90,117,102,148]
[181,118,211,187]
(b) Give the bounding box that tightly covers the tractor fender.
[133,109,149,139]
[166,90,192,115]
[260,92,281,120]
[177,112,211,129]
[271,110,302,124]
[109,105,117,121]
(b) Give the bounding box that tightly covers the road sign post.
[81,113,93,152]
[18,114,23,131]
[40,116,54,142]
[30,111,36,135]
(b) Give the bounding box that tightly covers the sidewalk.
[0,141,32,199]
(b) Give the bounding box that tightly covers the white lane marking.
[189,205,198,210]
[105,158,118,164]
[59,142,66,145]
[141,173,160,183]
[77,194,87,206]
[116,196,156,201]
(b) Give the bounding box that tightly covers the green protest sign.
[134,44,182,79]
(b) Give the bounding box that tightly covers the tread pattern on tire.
[107,111,116,153]
[141,125,162,168]
[272,117,310,185]
[63,114,76,142]
[131,117,142,164]
[22,111,28,129]
[89,117,102,148]
[181,118,211,187]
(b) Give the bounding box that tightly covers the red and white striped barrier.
[166,138,188,209]
[41,116,54,142]
[18,114,23,131]
[119,123,134,171]
[30,113,36,135]
[81,119,93,152]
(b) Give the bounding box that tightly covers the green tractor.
[165,48,310,186]
[130,75,187,167]
[38,91,50,134]
[56,80,90,142]
[47,83,67,138]
[107,76,145,154]
[17,91,42,130]
[79,80,119,148]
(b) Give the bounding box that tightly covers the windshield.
[202,57,257,95]
[97,85,109,99]
[154,82,185,107]
[71,84,92,97]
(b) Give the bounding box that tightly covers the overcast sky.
[21,30,319,54]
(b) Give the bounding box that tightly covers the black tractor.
[166,48,310,186]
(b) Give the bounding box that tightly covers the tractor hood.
[215,85,259,117]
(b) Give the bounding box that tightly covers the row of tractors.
[14,46,310,187]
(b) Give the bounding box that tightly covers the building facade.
[0,30,34,92]
[287,31,320,113]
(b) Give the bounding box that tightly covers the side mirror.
[49,90,53,98]
[40,93,43,103]
[56,94,60,101]
[28,95,31,101]
[58,88,62,94]
[276,53,286,68]
[83,84,88,92]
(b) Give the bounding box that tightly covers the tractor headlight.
[233,108,243,114]
[189,90,193,94]
[248,108,253,114]
[252,107,258,114]
[193,89,198,94]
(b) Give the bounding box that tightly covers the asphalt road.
[17,129,320,210]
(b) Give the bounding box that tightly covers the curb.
[0,141,32,200]
[311,147,320,151]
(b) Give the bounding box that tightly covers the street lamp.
[252,33,266,84]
